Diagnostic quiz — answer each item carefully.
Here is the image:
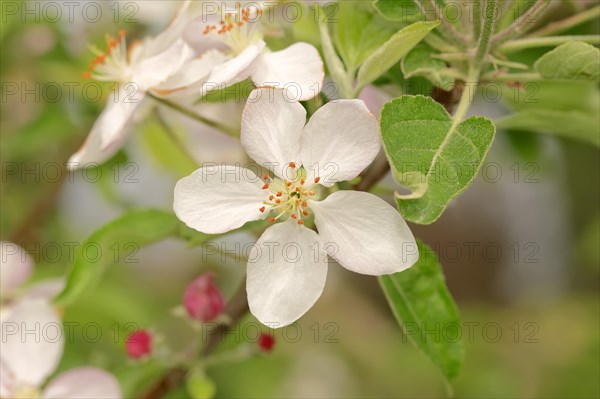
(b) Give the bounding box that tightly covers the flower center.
[259,163,321,225]
[202,5,263,55]
[82,30,132,82]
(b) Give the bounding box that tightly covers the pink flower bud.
[125,330,152,359]
[258,333,275,352]
[183,273,225,322]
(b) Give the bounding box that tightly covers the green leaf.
[55,210,183,307]
[373,0,420,22]
[379,240,464,382]
[534,41,600,81]
[381,95,495,224]
[496,109,600,147]
[356,21,440,90]
[401,45,455,90]
[187,368,216,399]
[334,2,395,72]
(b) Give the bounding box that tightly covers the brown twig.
[8,136,85,245]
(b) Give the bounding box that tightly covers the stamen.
[262,184,269,189]
[263,173,269,180]
[268,217,276,223]
[289,162,296,169]
[276,192,282,197]
[314,177,321,184]
[297,220,304,225]
[259,206,265,213]
[301,201,307,207]
[291,214,297,219]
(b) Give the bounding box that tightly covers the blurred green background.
[1,1,599,398]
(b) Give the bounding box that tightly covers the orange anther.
[314,177,321,183]
[295,187,300,192]
[269,217,276,223]
[303,210,309,216]
[289,162,296,169]
[295,200,301,205]
[262,184,269,189]
[291,214,297,219]
[259,206,265,213]
[286,182,293,187]
[297,220,304,225]
[276,192,282,197]
[263,173,269,180]
[300,179,305,185]
[275,199,281,204]
[269,195,274,200]
[301,201,307,207]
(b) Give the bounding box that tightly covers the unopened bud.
[258,333,275,352]
[183,273,225,322]
[125,330,152,359]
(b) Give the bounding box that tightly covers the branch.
[491,0,551,47]
[528,5,600,37]
[498,35,600,53]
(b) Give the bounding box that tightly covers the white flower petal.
[247,221,328,327]
[0,300,64,388]
[141,0,194,57]
[0,242,33,299]
[241,88,305,178]
[251,43,324,101]
[68,88,144,169]
[134,39,195,90]
[301,100,380,187]
[1,358,14,397]
[310,191,418,275]
[182,16,230,55]
[154,50,229,98]
[174,166,266,234]
[42,367,122,399]
[23,279,65,302]
[201,41,266,96]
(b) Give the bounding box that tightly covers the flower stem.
[481,71,542,82]
[528,5,600,37]
[498,35,600,53]
[491,0,551,47]
[148,93,239,138]
[475,0,498,67]
[153,110,200,169]
[317,8,354,98]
